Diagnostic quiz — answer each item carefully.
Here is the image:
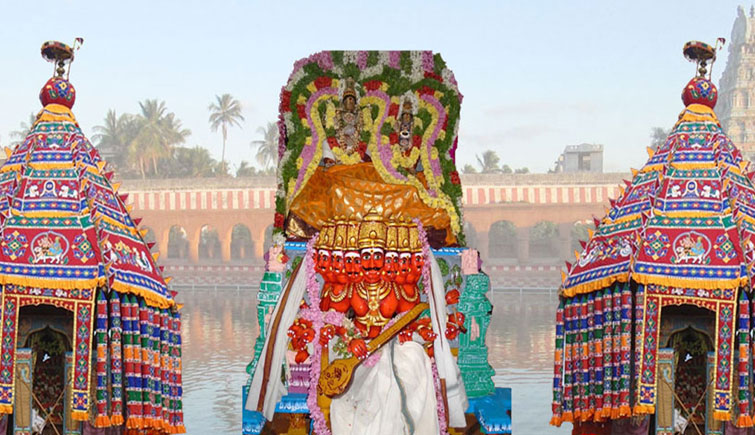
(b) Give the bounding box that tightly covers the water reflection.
[180,287,563,434]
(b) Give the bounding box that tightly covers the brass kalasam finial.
[41,38,83,79]
[683,38,725,79]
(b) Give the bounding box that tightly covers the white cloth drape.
[246,267,307,420]
[427,251,469,428]
[330,340,439,435]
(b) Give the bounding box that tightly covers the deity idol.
[333,78,364,162]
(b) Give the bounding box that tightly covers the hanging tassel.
[633,285,645,412]
[94,290,111,427]
[139,299,154,428]
[563,298,575,421]
[592,289,605,420]
[109,290,124,426]
[150,306,163,429]
[551,299,565,426]
[583,292,596,421]
[171,310,186,433]
[160,309,172,430]
[618,283,632,413]
[600,287,614,418]
[737,290,752,427]
[123,294,143,429]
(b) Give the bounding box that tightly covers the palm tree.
[236,161,257,177]
[93,110,136,169]
[475,150,502,174]
[650,127,669,151]
[208,94,245,175]
[250,122,278,170]
[130,100,190,178]
[10,113,37,146]
[461,164,478,174]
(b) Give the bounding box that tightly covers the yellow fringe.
[641,163,665,174]
[0,404,12,414]
[110,281,174,309]
[0,164,23,174]
[737,414,753,427]
[126,416,143,429]
[172,424,187,434]
[71,410,89,421]
[580,409,594,422]
[610,408,620,419]
[0,275,105,291]
[27,161,74,171]
[36,104,78,125]
[561,411,573,423]
[631,272,744,291]
[561,273,629,298]
[110,414,124,426]
[675,103,720,124]
[653,209,721,218]
[549,415,562,427]
[633,404,655,415]
[9,210,83,218]
[713,410,732,421]
[94,415,111,427]
[600,407,611,418]
[668,161,716,170]
[618,405,631,417]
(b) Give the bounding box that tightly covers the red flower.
[450,171,460,185]
[419,85,435,96]
[357,141,368,157]
[389,132,399,144]
[412,135,422,148]
[296,104,306,119]
[424,71,443,83]
[314,76,333,90]
[364,80,382,91]
[274,212,285,229]
[442,116,448,131]
[280,90,292,113]
[388,103,399,117]
[327,136,339,148]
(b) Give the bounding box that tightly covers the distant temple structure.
[718,5,755,159]
[553,143,603,173]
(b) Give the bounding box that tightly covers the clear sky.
[0,1,748,174]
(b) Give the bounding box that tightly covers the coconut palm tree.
[250,122,278,170]
[10,113,37,146]
[93,109,136,169]
[130,100,191,178]
[208,94,245,175]
[475,150,502,174]
[462,164,478,174]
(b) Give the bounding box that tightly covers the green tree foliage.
[10,113,37,146]
[251,122,279,170]
[650,127,669,151]
[208,94,245,175]
[461,164,478,174]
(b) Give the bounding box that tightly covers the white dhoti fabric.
[330,339,439,435]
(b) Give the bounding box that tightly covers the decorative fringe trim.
[126,417,144,429]
[0,404,12,414]
[610,408,620,419]
[549,415,562,427]
[713,411,732,421]
[36,103,78,125]
[580,409,594,422]
[0,274,105,291]
[618,405,631,417]
[561,411,573,423]
[631,272,744,291]
[633,404,655,415]
[169,425,187,434]
[71,410,90,421]
[26,161,74,171]
[110,414,125,426]
[111,281,173,309]
[94,415,111,427]
[676,103,719,124]
[600,407,611,418]
[561,273,629,298]
[737,414,753,427]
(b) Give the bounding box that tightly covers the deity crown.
[358,211,387,249]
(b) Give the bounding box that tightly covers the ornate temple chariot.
[243,51,510,435]
[551,40,755,434]
[0,41,185,434]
